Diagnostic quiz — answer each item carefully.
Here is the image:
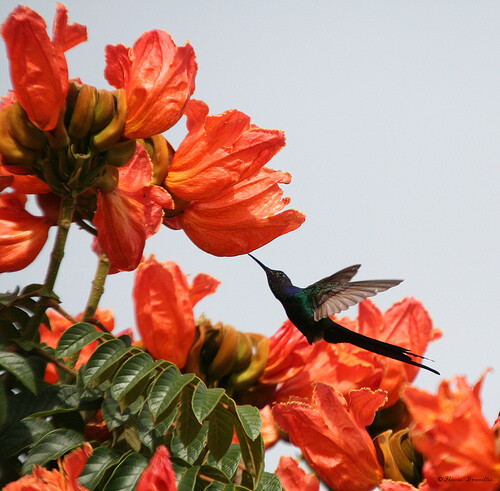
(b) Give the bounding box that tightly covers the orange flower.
[1,4,87,130]
[136,445,177,491]
[275,456,319,491]
[165,99,286,201]
[379,481,430,491]
[0,191,55,272]
[404,373,500,490]
[163,100,305,256]
[4,442,92,490]
[167,167,305,256]
[358,298,442,407]
[134,255,219,368]
[260,318,384,403]
[40,308,114,383]
[94,144,173,271]
[105,30,197,139]
[273,383,386,491]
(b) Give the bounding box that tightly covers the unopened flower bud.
[374,428,422,486]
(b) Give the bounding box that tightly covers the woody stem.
[82,251,111,322]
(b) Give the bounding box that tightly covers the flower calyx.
[0,80,135,196]
[185,316,270,395]
[374,428,423,487]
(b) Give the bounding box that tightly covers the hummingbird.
[249,254,439,375]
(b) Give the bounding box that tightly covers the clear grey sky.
[1,0,499,475]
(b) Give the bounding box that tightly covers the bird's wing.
[308,274,402,321]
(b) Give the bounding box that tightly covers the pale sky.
[1,0,499,477]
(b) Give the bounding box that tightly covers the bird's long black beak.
[248,253,270,273]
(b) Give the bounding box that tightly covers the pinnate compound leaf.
[21,428,84,474]
[110,351,154,400]
[149,366,195,420]
[192,383,225,423]
[0,351,36,394]
[82,339,129,385]
[78,446,121,490]
[0,416,53,458]
[55,323,103,358]
[103,452,148,491]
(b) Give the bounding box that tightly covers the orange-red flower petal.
[174,167,305,256]
[273,383,386,491]
[3,442,92,490]
[136,446,177,491]
[0,165,51,194]
[164,99,286,201]
[105,30,197,139]
[0,191,54,272]
[358,298,442,407]
[404,373,500,490]
[275,456,319,491]
[1,4,86,130]
[134,256,218,368]
[94,188,146,272]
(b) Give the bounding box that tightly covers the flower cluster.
[0,4,305,273]
[1,4,499,491]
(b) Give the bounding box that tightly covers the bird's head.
[248,254,293,298]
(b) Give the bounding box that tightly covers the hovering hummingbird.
[249,254,439,375]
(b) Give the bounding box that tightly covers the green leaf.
[199,464,231,484]
[0,416,53,458]
[256,472,283,491]
[21,283,59,300]
[78,446,121,490]
[55,323,103,359]
[171,422,209,465]
[235,405,261,441]
[6,385,79,425]
[103,452,148,491]
[82,339,129,385]
[192,383,225,423]
[177,382,202,446]
[208,404,235,462]
[149,366,195,420]
[110,351,154,400]
[22,428,84,474]
[217,445,242,482]
[178,465,200,491]
[233,422,264,485]
[137,403,170,451]
[0,287,19,306]
[102,393,132,431]
[0,351,37,394]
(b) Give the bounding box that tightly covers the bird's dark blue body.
[249,254,439,375]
